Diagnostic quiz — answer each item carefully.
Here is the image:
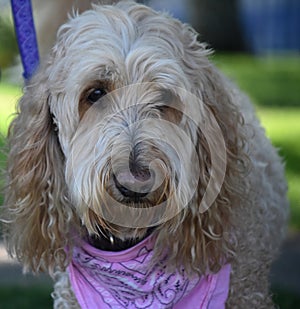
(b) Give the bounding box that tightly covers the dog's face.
[5,1,244,273]
[64,84,199,240]
[45,2,226,240]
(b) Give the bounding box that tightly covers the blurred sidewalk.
[270,232,300,294]
[0,233,300,294]
[0,243,51,286]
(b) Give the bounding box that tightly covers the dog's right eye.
[87,88,107,104]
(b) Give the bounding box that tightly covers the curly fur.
[2,1,288,308]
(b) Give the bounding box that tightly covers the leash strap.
[11,0,39,80]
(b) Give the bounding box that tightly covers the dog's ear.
[164,24,250,275]
[3,67,73,274]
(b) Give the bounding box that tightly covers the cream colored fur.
[3,1,288,308]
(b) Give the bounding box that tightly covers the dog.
[3,1,288,308]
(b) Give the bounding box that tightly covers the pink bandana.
[69,236,231,309]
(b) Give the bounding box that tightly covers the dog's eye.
[155,105,167,113]
[87,88,106,103]
[155,105,183,124]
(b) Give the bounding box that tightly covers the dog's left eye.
[87,88,107,103]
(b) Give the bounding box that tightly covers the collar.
[87,228,154,252]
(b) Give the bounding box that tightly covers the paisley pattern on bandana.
[69,237,231,309]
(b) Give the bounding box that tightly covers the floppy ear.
[3,68,74,274]
[158,24,250,275]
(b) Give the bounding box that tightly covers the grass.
[272,287,300,309]
[213,54,300,107]
[0,284,299,309]
[0,285,52,308]
[0,55,299,308]
[0,56,299,229]
[0,83,20,206]
[1,56,299,230]
[212,54,300,230]
[256,107,300,230]
[0,83,20,134]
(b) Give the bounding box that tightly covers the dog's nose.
[113,167,153,201]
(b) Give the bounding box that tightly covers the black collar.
[87,228,154,251]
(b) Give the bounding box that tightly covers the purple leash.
[11,0,39,80]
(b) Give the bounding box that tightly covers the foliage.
[0,82,20,134]
[0,16,18,69]
[213,54,300,107]
[257,108,300,229]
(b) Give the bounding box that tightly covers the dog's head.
[3,1,248,275]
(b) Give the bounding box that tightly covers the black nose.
[114,174,148,200]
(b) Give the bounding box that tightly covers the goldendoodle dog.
[3,1,288,308]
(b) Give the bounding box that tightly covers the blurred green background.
[0,0,300,308]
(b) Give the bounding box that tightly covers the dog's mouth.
[85,166,168,251]
[73,152,176,250]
